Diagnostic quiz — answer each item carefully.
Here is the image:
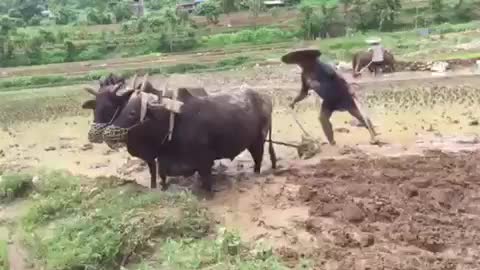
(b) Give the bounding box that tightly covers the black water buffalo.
[102,83,277,192]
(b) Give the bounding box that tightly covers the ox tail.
[268,118,277,169]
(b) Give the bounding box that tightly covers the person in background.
[368,39,385,76]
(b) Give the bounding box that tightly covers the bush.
[86,8,113,25]
[55,7,78,25]
[0,173,32,203]
[196,1,221,25]
[112,0,133,22]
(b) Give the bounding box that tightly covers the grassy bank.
[0,56,254,93]
[0,171,291,269]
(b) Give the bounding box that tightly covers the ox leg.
[199,168,213,192]
[147,160,157,189]
[248,139,265,174]
[198,160,214,192]
[158,161,168,191]
[319,103,335,145]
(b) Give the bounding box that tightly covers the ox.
[102,80,277,192]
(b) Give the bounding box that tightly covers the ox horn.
[139,73,149,92]
[84,86,98,96]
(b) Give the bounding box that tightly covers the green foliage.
[0,173,32,203]
[0,240,7,270]
[22,171,84,227]
[204,27,296,46]
[246,0,265,20]
[216,56,251,67]
[86,8,113,25]
[19,171,212,270]
[299,3,341,39]
[197,1,221,25]
[146,0,177,10]
[350,0,402,31]
[11,0,42,23]
[220,0,238,13]
[112,0,134,22]
[155,228,287,269]
[54,7,78,25]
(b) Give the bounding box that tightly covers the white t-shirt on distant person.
[368,44,384,62]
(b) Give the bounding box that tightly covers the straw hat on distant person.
[365,37,382,44]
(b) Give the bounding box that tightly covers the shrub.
[0,173,32,203]
[196,1,221,25]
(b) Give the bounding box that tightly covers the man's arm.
[290,75,309,109]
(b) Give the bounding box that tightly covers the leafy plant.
[197,1,221,25]
[0,173,32,203]
[0,240,8,270]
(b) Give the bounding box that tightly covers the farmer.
[367,37,385,76]
[282,48,377,145]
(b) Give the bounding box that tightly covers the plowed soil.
[276,150,480,269]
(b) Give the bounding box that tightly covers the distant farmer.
[367,37,385,76]
[282,48,377,145]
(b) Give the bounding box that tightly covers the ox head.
[103,78,183,149]
[81,74,143,143]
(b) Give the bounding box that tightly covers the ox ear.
[81,99,96,110]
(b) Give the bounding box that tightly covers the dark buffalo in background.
[102,85,277,192]
[352,50,396,77]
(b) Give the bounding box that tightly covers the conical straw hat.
[281,47,322,65]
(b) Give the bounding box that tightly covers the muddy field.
[2,66,480,269]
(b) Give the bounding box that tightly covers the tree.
[111,0,133,22]
[196,1,221,25]
[300,4,314,39]
[0,15,21,62]
[221,0,236,13]
[350,0,401,31]
[13,0,44,23]
[246,0,264,27]
[54,7,77,25]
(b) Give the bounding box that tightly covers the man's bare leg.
[320,103,335,145]
[347,105,378,143]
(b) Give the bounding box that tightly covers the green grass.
[148,228,288,270]
[0,57,256,93]
[0,85,88,127]
[0,240,8,270]
[0,173,33,203]
[6,170,292,270]
[20,171,212,270]
[202,28,299,48]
